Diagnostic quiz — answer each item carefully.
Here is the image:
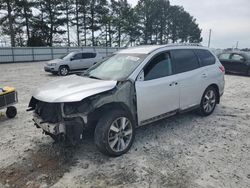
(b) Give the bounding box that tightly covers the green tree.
[38,0,67,46]
[0,0,17,46]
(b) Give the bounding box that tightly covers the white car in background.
[44,51,103,76]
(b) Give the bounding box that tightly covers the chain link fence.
[0,46,123,63]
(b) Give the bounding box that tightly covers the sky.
[128,0,250,49]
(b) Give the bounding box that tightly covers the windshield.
[60,52,74,60]
[84,53,146,81]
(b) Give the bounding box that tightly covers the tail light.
[219,66,225,73]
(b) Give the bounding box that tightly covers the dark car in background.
[218,51,250,76]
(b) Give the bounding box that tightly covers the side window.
[194,49,216,66]
[219,53,231,60]
[82,53,96,59]
[144,52,172,81]
[73,53,82,60]
[231,54,244,61]
[171,49,199,74]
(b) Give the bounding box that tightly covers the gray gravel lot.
[0,62,250,188]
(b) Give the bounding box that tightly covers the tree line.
[0,0,202,47]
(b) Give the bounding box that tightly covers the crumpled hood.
[33,75,117,103]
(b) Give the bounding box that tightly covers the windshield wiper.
[89,76,102,80]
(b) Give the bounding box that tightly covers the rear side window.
[219,53,231,60]
[194,49,215,66]
[231,54,244,61]
[144,52,172,80]
[171,49,199,74]
[82,53,96,59]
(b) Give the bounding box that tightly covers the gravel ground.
[0,62,250,188]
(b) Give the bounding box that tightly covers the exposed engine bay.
[28,80,137,145]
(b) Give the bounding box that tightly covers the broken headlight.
[63,100,91,115]
[63,102,78,115]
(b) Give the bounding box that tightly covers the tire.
[198,86,217,116]
[247,69,250,76]
[59,66,69,76]
[94,109,135,157]
[6,106,17,118]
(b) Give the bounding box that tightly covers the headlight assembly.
[63,100,91,115]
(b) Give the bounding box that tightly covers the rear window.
[171,49,200,74]
[194,49,215,66]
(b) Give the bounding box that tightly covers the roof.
[117,43,203,54]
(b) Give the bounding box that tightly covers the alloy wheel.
[108,117,133,153]
[203,90,216,113]
[60,67,68,76]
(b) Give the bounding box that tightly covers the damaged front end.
[28,98,90,144]
[28,80,137,145]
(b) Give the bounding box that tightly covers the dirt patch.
[0,144,76,188]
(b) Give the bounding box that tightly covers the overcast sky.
[128,0,250,49]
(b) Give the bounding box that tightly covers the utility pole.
[236,41,239,49]
[208,29,212,48]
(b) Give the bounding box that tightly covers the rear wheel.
[198,86,217,116]
[6,106,17,118]
[59,66,69,76]
[94,109,135,157]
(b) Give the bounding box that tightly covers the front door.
[230,53,248,74]
[135,52,179,125]
[70,53,83,70]
[219,53,231,72]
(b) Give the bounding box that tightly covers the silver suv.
[44,51,103,76]
[29,44,225,156]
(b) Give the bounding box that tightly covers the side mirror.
[70,57,74,61]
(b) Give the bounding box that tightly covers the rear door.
[170,49,205,110]
[135,51,180,124]
[80,53,97,68]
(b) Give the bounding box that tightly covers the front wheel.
[94,109,135,157]
[59,66,69,76]
[247,69,250,76]
[198,86,217,116]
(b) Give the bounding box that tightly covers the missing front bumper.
[33,113,66,135]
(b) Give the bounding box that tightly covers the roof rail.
[165,43,203,47]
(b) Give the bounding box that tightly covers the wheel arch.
[87,102,136,128]
[59,64,70,70]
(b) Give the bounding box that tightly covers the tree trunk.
[91,7,95,46]
[117,11,121,47]
[24,6,30,42]
[66,1,70,46]
[83,12,87,46]
[6,0,15,47]
[76,0,80,46]
[108,20,112,47]
[48,1,53,46]
[105,24,108,47]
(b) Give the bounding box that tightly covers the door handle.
[202,73,208,78]
[169,82,178,86]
